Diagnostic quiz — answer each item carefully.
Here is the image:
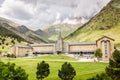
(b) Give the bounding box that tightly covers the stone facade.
[96,36,114,60]
[11,36,114,60]
[11,44,55,57]
[11,45,33,57]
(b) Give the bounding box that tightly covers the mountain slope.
[0,23,47,43]
[65,0,120,46]
[34,29,49,38]
[16,25,49,43]
[0,17,19,27]
[0,24,26,42]
[0,17,48,43]
[16,25,30,33]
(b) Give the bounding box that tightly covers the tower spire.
[58,31,62,40]
[56,31,63,54]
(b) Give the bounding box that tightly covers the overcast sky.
[0,0,110,30]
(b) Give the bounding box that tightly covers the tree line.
[0,60,76,80]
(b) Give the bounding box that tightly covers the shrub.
[94,48,102,62]
[87,73,112,80]
[7,54,16,58]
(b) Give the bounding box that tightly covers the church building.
[11,35,114,61]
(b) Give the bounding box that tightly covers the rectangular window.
[104,41,108,58]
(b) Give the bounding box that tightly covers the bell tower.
[56,32,64,54]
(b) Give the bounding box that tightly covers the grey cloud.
[0,0,4,7]
[6,7,33,20]
[0,0,34,20]
[0,0,110,30]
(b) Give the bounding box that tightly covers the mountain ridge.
[65,0,120,46]
[0,17,48,43]
[0,17,20,27]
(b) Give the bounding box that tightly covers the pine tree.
[36,61,50,80]
[106,49,120,80]
[58,62,76,80]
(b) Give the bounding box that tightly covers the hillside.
[0,23,48,43]
[65,0,120,46]
[0,24,26,42]
[34,29,49,38]
[16,25,49,43]
[0,17,48,43]
[0,17,19,27]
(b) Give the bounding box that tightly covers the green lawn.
[1,55,108,80]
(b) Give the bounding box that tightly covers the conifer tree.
[36,61,50,80]
[58,62,76,80]
[106,49,120,80]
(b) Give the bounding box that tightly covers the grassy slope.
[65,0,120,47]
[0,36,26,52]
[2,55,107,80]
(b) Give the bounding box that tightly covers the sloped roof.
[96,36,115,42]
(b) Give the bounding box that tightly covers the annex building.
[11,35,115,61]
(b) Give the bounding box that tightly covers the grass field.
[1,55,108,80]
